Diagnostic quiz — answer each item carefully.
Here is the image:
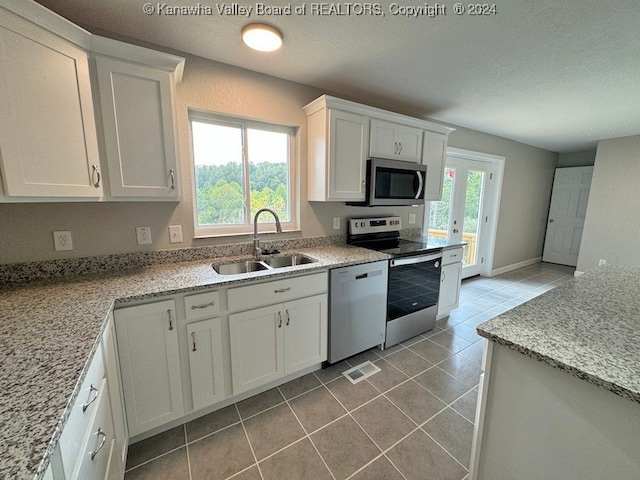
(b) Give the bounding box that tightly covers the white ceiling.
[36,0,640,152]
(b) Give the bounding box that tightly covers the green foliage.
[195,162,289,226]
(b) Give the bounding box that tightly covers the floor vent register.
[342,361,381,384]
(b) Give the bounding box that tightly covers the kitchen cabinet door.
[422,131,448,200]
[370,119,423,163]
[0,10,102,198]
[95,56,180,199]
[187,318,226,411]
[307,107,368,202]
[438,261,462,317]
[229,305,284,395]
[283,294,328,373]
[114,300,184,437]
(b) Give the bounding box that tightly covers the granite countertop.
[477,265,640,404]
[0,244,388,479]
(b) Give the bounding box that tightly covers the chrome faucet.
[253,208,282,257]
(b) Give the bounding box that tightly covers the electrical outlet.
[168,225,183,244]
[333,217,340,230]
[408,214,416,225]
[598,259,607,266]
[53,231,73,251]
[136,226,152,245]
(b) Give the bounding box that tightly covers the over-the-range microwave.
[349,158,427,207]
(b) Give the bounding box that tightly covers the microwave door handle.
[415,171,424,199]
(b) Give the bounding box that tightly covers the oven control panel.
[349,216,402,235]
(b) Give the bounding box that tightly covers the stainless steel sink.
[263,254,316,268]
[211,259,269,275]
[212,254,317,274]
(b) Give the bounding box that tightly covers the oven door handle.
[415,171,424,199]
[390,253,442,267]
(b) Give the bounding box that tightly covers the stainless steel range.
[348,216,442,348]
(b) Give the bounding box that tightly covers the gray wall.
[577,135,640,272]
[0,51,558,271]
[557,149,596,167]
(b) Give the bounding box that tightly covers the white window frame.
[189,110,299,238]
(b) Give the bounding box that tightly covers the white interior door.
[427,152,501,279]
[542,166,593,266]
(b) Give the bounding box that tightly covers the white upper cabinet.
[422,130,449,201]
[304,95,454,203]
[0,3,185,202]
[305,101,369,202]
[93,42,184,200]
[0,9,102,198]
[370,118,423,163]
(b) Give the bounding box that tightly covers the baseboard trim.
[489,257,542,277]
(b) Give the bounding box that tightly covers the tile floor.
[124,262,574,480]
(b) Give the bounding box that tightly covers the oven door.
[387,252,442,322]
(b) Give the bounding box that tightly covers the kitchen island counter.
[471,265,640,479]
[0,243,388,479]
[476,265,640,403]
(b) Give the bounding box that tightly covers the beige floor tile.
[350,455,405,480]
[413,367,472,404]
[351,396,416,450]
[243,403,305,460]
[259,439,332,480]
[325,376,379,412]
[124,448,189,480]
[385,348,433,377]
[423,408,474,468]
[385,380,446,425]
[189,424,254,480]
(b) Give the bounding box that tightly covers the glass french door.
[428,156,493,278]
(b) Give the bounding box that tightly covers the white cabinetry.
[305,102,369,202]
[422,131,449,201]
[370,119,423,163]
[0,8,102,198]
[228,272,328,395]
[93,39,184,200]
[114,299,184,437]
[186,317,226,410]
[54,313,126,480]
[438,247,463,319]
[304,95,454,203]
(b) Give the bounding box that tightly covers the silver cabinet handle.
[278,311,282,328]
[191,302,215,310]
[393,141,398,154]
[92,165,101,188]
[90,428,107,461]
[398,142,402,154]
[442,271,446,283]
[167,309,174,331]
[361,179,365,192]
[169,169,176,189]
[82,384,99,412]
[191,332,197,352]
[285,309,290,326]
[274,287,291,294]
[415,171,424,199]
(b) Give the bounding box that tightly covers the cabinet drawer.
[228,272,328,312]
[59,344,106,477]
[185,291,220,320]
[442,247,464,265]
[72,379,115,480]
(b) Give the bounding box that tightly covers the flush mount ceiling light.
[241,23,283,52]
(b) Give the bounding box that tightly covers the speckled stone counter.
[477,265,640,404]
[0,244,388,479]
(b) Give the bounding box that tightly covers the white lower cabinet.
[229,294,327,395]
[54,314,126,480]
[438,247,464,318]
[114,300,184,437]
[186,317,226,411]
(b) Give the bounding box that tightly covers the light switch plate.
[333,217,340,230]
[408,214,416,224]
[169,225,183,244]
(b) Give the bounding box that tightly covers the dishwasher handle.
[390,252,442,267]
[355,273,368,280]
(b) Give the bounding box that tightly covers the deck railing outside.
[427,229,477,266]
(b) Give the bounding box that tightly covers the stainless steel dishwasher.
[328,260,388,364]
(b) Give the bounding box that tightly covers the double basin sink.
[212,253,316,275]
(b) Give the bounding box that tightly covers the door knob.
[453,229,459,234]
[549,219,554,223]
